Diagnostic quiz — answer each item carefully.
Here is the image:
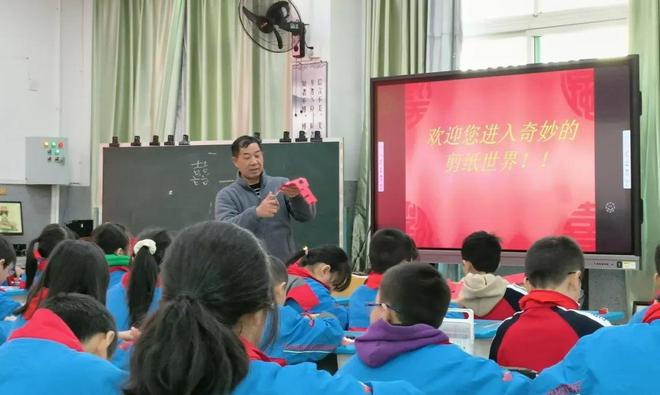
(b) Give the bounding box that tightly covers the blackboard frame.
[98,138,344,249]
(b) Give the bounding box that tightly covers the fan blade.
[273,28,283,49]
[242,6,274,33]
[266,1,291,26]
[242,6,260,24]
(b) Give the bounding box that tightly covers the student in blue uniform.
[125,221,422,395]
[533,303,660,394]
[2,240,110,342]
[24,223,76,289]
[285,246,352,329]
[0,235,20,319]
[261,255,343,364]
[338,262,531,395]
[106,229,172,331]
[0,293,127,395]
[629,245,660,324]
[92,223,131,287]
[348,228,417,330]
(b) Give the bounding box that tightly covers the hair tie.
[133,239,157,256]
[303,246,309,256]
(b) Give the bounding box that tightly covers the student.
[106,229,172,331]
[348,228,417,330]
[629,244,660,324]
[489,236,609,372]
[531,300,660,394]
[261,255,344,364]
[0,235,20,318]
[338,263,530,394]
[457,231,526,320]
[125,221,422,395]
[286,246,352,329]
[4,240,110,341]
[0,293,127,394]
[92,223,131,287]
[25,223,76,289]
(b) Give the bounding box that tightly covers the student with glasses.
[489,236,609,373]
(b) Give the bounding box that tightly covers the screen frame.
[370,55,641,269]
[0,201,24,236]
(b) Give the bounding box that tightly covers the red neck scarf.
[23,288,50,320]
[240,337,286,366]
[287,262,330,291]
[364,273,383,289]
[519,289,579,311]
[642,303,660,324]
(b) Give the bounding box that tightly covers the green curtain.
[186,0,289,140]
[91,0,185,210]
[351,0,428,271]
[625,1,660,311]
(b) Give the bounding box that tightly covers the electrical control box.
[25,137,70,185]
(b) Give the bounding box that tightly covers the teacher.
[215,135,316,262]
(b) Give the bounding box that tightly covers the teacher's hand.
[280,184,301,198]
[256,192,280,218]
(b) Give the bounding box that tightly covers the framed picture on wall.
[0,202,23,235]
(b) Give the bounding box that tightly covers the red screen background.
[376,68,597,252]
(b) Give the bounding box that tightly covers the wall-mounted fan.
[239,0,308,58]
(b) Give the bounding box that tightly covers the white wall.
[295,0,365,182]
[0,0,92,186]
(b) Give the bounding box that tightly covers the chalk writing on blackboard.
[191,160,210,186]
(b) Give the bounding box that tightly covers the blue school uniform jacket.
[236,338,423,395]
[106,272,162,331]
[261,304,344,364]
[339,319,530,395]
[0,293,19,320]
[0,288,47,344]
[348,273,381,330]
[286,263,349,328]
[532,303,660,394]
[0,308,127,395]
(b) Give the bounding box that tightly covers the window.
[460,0,629,70]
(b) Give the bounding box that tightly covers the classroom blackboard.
[100,140,342,251]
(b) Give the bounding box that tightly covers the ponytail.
[284,248,307,267]
[126,230,172,327]
[127,247,159,327]
[125,297,249,395]
[24,224,72,289]
[24,238,39,289]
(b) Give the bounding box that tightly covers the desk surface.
[337,311,624,355]
[0,287,27,297]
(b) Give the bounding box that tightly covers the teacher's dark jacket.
[215,172,316,262]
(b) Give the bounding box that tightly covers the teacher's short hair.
[231,135,262,157]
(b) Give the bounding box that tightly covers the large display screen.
[373,57,640,256]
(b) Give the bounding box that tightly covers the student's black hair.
[368,228,418,274]
[655,245,660,276]
[43,293,118,358]
[92,223,130,255]
[525,236,584,288]
[0,235,16,269]
[379,262,450,328]
[125,221,276,395]
[127,229,173,327]
[231,135,262,157]
[25,224,76,289]
[268,255,288,285]
[285,245,352,292]
[461,231,502,273]
[16,240,109,315]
